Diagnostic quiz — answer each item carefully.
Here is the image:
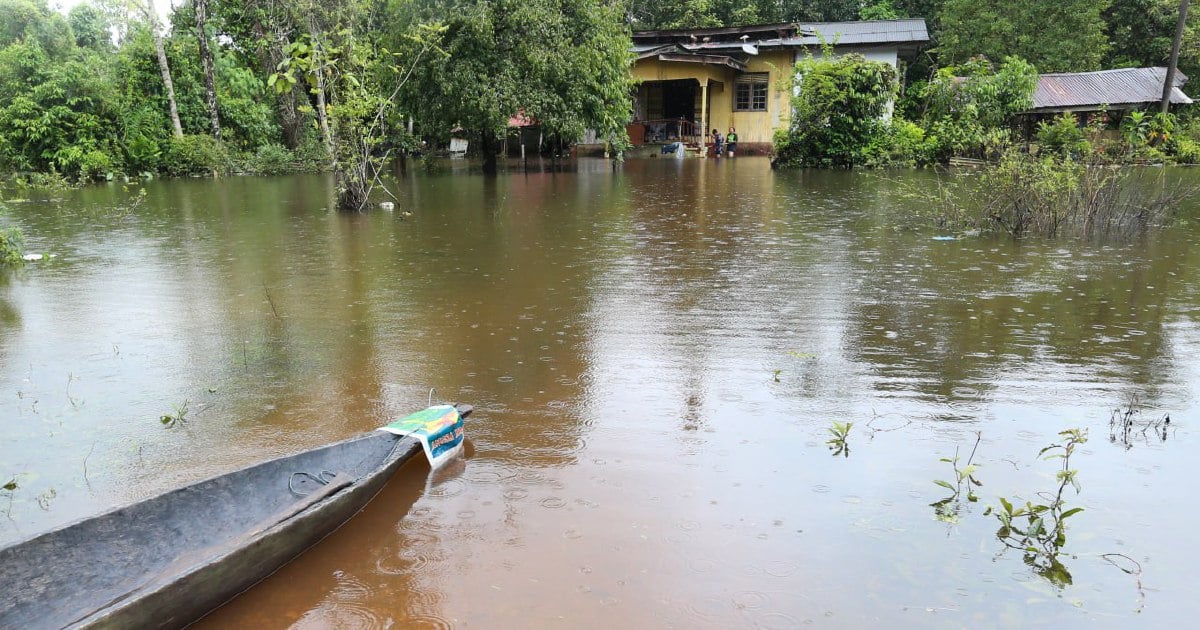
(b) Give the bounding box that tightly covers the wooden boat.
[0,404,472,630]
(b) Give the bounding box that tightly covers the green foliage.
[0,0,74,59]
[772,53,898,168]
[163,134,230,176]
[1036,113,1089,157]
[930,432,982,524]
[214,57,276,151]
[860,1,904,20]
[910,56,1037,160]
[1171,137,1200,164]
[246,143,298,175]
[273,2,447,210]
[918,145,1190,239]
[67,3,112,51]
[396,0,633,173]
[160,400,189,428]
[984,429,1088,588]
[0,225,24,265]
[627,0,868,28]
[120,105,167,173]
[1105,0,1200,82]
[826,420,853,457]
[938,0,1111,72]
[0,43,122,177]
[865,118,936,166]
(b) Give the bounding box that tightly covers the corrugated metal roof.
[786,19,929,46]
[1032,67,1192,111]
[631,19,929,51]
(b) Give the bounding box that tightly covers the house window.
[735,73,768,111]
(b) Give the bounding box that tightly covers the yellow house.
[629,20,929,154]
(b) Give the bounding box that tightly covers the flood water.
[3,158,1200,627]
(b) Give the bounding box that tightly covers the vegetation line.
[262,283,280,319]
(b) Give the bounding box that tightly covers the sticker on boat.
[377,404,466,468]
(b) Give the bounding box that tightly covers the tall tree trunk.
[195,0,221,139]
[481,131,498,175]
[254,20,301,149]
[144,3,183,138]
[1162,0,1191,114]
[309,18,335,167]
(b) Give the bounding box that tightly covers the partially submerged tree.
[273,0,445,211]
[397,0,633,174]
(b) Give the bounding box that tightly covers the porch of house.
[628,77,731,157]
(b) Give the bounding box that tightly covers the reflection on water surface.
[2,158,1199,627]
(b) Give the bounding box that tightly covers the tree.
[273,1,445,210]
[773,52,898,167]
[193,0,220,139]
[0,0,74,57]
[1161,0,1191,113]
[938,0,1111,72]
[398,0,632,175]
[914,56,1038,159]
[110,0,185,137]
[208,0,309,150]
[67,3,113,51]
[625,0,870,29]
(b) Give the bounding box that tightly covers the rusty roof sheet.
[632,19,928,51]
[1032,67,1192,111]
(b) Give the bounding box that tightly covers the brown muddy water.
[2,158,1200,628]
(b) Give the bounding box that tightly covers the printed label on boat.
[377,405,465,468]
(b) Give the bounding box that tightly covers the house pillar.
[699,79,708,155]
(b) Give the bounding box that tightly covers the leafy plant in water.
[931,431,982,523]
[1122,111,1151,148]
[914,145,1194,240]
[0,226,24,265]
[985,428,1088,587]
[160,400,189,428]
[1109,394,1171,449]
[827,421,853,457]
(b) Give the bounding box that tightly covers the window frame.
[734,72,769,112]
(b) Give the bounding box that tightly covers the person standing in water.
[726,127,738,157]
[711,128,723,157]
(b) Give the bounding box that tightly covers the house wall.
[726,50,793,145]
[792,47,902,120]
[630,47,903,148]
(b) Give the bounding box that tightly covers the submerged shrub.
[915,146,1193,239]
[992,152,1190,238]
[246,143,297,175]
[865,118,936,167]
[0,226,24,265]
[163,134,231,177]
[1036,113,1090,157]
[1171,138,1200,164]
